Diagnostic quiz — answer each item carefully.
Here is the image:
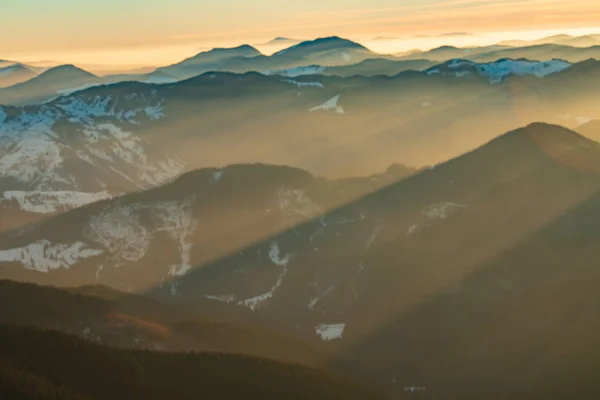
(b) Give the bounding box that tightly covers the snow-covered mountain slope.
[425,58,572,83]
[0,91,181,192]
[0,88,184,229]
[1,190,111,213]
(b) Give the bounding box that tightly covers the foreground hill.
[0,325,387,400]
[0,280,329,367]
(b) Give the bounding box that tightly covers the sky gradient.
[3,0,600,69]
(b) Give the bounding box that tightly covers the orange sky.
[3,0,600,70]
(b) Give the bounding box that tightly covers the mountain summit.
[274,36,370,57]
[0,63,37,88]
[0,64,99,105]
[158,45,262,79]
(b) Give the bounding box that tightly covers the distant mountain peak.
[219,44,257,51]
[172,45,262,69]
[202,44,260,55]
[281,36,367,51]
[309,36,365,47]
[40,64,97,78]
[430,45,461,52]
[522,122,592,141]
[510,123,600,166]
[257,37,301,46]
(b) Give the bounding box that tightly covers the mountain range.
[2,122,600,399]
[397,43,600,63]
[498,33,600,47]
[1,55,600,232]
[4,34,600,106]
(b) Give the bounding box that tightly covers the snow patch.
[365,226,383,249]
[0,92,183,191]
[407,224,421,235]
[308,285,336,310]
[268,242,292,267]
[84,200,196,272]
[205,294,237,304]
[476,59,571,83]
[238,267,288,311]
[2,191,111,213]
[315,323,345,341]
[309,95,345,114]
[238,242,293,311]
[423,202,468,219]
[0,240,103,272]
[426,59,571,83]
[212,170,223,182]
[263,65,325,77]
[153,200,197,276]
[282,79,324,88]
[85,203,151,263]
[404,387,427,393]
[277,187,322,220]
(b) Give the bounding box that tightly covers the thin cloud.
[292,0,529,19]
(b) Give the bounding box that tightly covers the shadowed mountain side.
[342,189,600,399]
[0,162,418,291]
[0,326,388,400]
[163,125,600,399]
[0,280,330,368]
[0,359,90,400]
